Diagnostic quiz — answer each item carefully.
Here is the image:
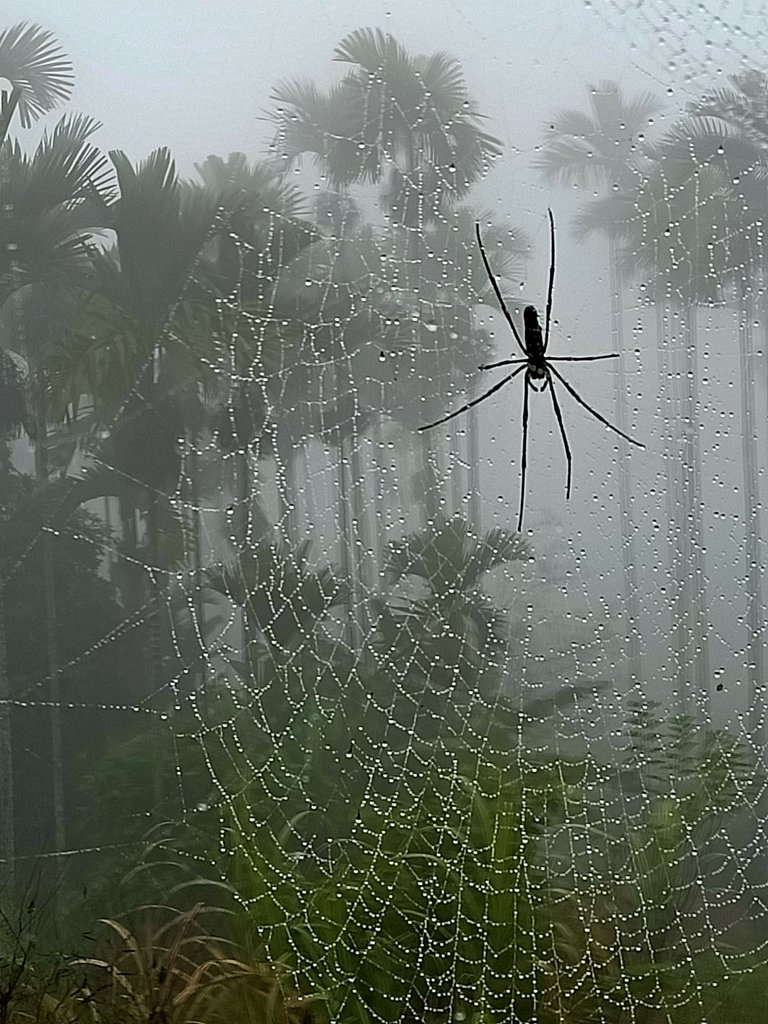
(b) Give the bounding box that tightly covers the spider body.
[419,209,644,531]
[522,306,547,386]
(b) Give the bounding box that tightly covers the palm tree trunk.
[0,583,14,900]
[275,427,299,547]
[233,448,256,653]
[348,426,370,641]
[299,444,317,543]
[187,448,206,684]
[0,87,21,148]
[682,307,710,711]
[145,496,167,814]
[33,369,65,859]
[658,299,685,706]
[370,417,388,568]
[609,242,642,685]
[419,429,440,525]
[103,497,115,573]
[449,420,462,515]
[468,407,481,533]
[666,305,707,710]
[738,279,765,742]
[336,435,359,648]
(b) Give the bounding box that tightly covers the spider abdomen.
[523,305,546,363]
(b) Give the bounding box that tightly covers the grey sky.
[0,0,723,173]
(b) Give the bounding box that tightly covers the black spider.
[419,209,644,531]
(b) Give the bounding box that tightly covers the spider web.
[3,2,768,1021]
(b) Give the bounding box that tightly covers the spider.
[419,209,644,532]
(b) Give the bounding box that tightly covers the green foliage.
[0,113,111,316]
[206,541,349,656]
[0,24,73,131]
[374,517,528,698]
[0,893,319,1024]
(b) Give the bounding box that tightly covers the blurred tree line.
[0,20,767,1024]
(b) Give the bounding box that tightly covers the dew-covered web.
[3,3,768,1022]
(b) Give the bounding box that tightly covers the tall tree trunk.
[0,584,14,901]
[418,429,440,526]
[188,448,206,685]
[275,427,299,547]
[658,299,684,705]
[467,407,481,534]
[609,242,642,686]
[370,417,389,568]
[336,435,359,648]
[145,495,167,816]
[33,369,65,860]
[299,444,317,541]
[666,305,707,710]
[348,425,370,642]
[234,448,255,654]
[0,87,21,148]
[449,420,463,516]
[738,279,765,743]
[681,307,710,711]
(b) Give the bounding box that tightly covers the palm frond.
[538,82,663,187]
[419,49,469,113]
[385,517,528,594]
[334,27,410,76]
[0,113,114,308]
[0,23,73,129]
[206,541,348,650]
[104,147,218,327]
[26,112,113,206]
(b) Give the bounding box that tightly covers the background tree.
[687,72,768,737]
[576,103,768,718]
[537,80,662,688]
[0,91,112,859]
[0,23,73,145]
[271,27,504,531]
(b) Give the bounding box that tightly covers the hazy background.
[5,0,768,722]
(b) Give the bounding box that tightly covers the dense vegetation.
[0,20,767,1024]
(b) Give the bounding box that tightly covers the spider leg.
[518,375,530,532]
[548,363,645,448]
[546,354,619,363]
[419,363,526,432]
[544,209,555,352]
[478,358,528,370]
[544,369,572,500]
[475,222,527,356]
[489,354,622,370]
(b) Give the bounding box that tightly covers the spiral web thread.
[4,3,768,1021]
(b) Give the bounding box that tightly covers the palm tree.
[271,28,503,532]
[288,245,382,646]
[0,350,27,896]
[688,72,768,737]
[393,206,529,524]
[189,153,315,664]
[47,148,243,812]
[0,23,73,145]
[0,24,75,864]
[537,81,662,690]
[373,516,529,733]
[0,92,112,860]
[576,108,767,715]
